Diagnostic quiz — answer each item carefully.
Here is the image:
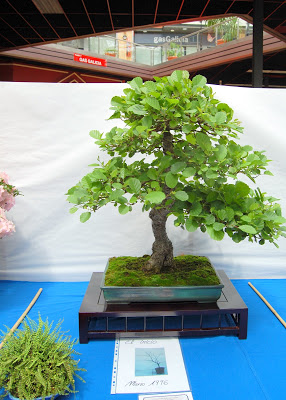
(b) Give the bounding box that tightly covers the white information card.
[111,337,190,395]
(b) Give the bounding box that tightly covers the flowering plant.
[0,172,21,239]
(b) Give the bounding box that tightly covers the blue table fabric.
[0,279,285,400]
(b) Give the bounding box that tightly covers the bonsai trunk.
[143,129,175,274]
[143,206,173,274]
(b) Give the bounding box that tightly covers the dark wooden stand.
[79,270,248,343]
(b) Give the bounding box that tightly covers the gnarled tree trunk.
[143,207,173,273]
[143,129,174,274]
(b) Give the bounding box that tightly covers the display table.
[79,270,248,342]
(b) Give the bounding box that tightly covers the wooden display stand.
[79,270,248,343]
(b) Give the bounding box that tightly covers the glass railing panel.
[133,45,152,65]
[153,46,163,65]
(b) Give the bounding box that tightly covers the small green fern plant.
[0,315,85,400]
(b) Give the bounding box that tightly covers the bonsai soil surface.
[104,255,220,287]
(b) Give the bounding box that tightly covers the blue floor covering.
[0,278,285,400]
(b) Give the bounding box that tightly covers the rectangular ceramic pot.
[100,260,224,304]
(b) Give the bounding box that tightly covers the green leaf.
[206,226,225,241]
[108,111,121,120]
[109,189,125,200]
[112,183,123,189]
[142,115,153,129]
[118,204,130,215]
[127,178,141,193]
[145,191,166,204]
[67,195,80,204]
[129,76,143,92]
[215,111,227,124]
[186,134,196,145]
[171,70,183,82]
[129,195,138,203]
[239,225,257,234]
[111,96,124,107]
[206,169,218,179]
[151,181,160,189]
[182,124,192,133]
[146,97,160,110]
[206,191,217,202]
[243,145,253,152]
[205,214,215,225]
[89,130,101,139]
[225,207,234,221]
[189,201,202,216]
[80,212,91,223]
[171,162,187,174]
[128,104,146,115]
[174,191,189,201]
[90,170,107,180]
[185,218,199,232]
[213,222,225,231]
[232,233,244,243]
[274,216,286,224]
[196,132,212,153]
[217,209,226,220]
[216,145,227,161]
[182,167,196,178]
[192,75,207,88]
[235,181,250,197]
[69,207,78,214]
[165,172,178,189]
[247,153,260,163]
[147,169,158,180]
[144,81,157,92]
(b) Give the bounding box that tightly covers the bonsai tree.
[145,350,165,374]
[0,315,85,399]
[66,70,286,274]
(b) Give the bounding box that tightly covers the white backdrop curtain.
[0,81,285,281]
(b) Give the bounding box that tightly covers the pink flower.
[0,172,18,211]
[0,172,9,183]
[0,172,20,238]
[0,190,15,211]
[0,207,16,239]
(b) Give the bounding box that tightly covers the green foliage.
[0,315,85,400]
[166,42,183,57]
[207,17,240,42]
[66,70,286,247]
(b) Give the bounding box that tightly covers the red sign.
[73,53,107,67]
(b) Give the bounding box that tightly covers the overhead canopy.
[0,0,285,51]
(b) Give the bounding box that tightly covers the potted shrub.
[0,315,85,400]
[166,42,183,60]
[66,70,286,303]
[207,17,241,44]
[104,47,117,57]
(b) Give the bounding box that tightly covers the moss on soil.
[104,255,220,287]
